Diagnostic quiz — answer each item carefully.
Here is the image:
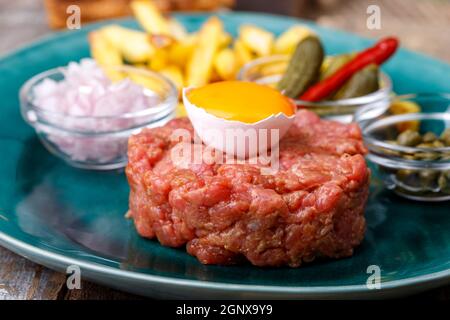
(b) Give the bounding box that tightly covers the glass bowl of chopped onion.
[20,59,178,170]
[238,55,392,123]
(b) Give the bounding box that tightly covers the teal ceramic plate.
[0,13,449,299]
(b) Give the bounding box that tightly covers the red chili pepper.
[299,37,399,102]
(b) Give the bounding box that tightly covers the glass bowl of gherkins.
[355,93,450,202]
[238,55,392,123]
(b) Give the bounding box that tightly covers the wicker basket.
[44,0,235,29]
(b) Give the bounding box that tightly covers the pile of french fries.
[89,0,313,115]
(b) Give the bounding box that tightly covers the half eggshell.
[182,87,295,158]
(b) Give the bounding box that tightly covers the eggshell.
[183,87,295,158]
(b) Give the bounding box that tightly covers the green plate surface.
[0,12,449,299]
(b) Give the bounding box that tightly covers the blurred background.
[1,0,449,61]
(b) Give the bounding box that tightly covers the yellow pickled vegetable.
[389,100,421,132]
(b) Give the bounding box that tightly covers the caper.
[396,169,417,186]
[414,152,438,161]
[396,169,414,180]
[422,132,438,143]
[419,170,439,188]
[438,171,450,194]
[443,138,450,147]
[441,128,450,146]
[416,143,433,148]
[397,129,422,146]
[414,143,438,160]
[401,154,414,160]
[382,140,401,156]
[432,140,445,148]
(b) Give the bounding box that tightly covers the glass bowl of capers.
[355,93,450,201]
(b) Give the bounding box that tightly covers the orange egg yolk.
[187,81,295,123]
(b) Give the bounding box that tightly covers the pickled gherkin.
[320,54,353,81]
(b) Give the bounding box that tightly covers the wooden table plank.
[0,246,145,300]
[0,247,66,300]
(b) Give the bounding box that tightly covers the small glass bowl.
[237,55,392,123]
[355,93,450,202]
[20,65,177,170]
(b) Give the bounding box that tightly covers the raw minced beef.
[126,110,369,267]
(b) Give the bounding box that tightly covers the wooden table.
[0,0,449,300]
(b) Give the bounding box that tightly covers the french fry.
[214,48,237,80]
[219,32,232,48]
[274,25,313,54]
[89,31,123,81]
[168,39,196,69]
[91,4,317,90]
[127,71,164,91]
[234,39,253,67]
[148,48,169,71]
[186,16,223,87]
[131,0,171,35]
[159,65,184,93]
[239,24,274,57]
[259,60,287,77]
[101,25,155,63]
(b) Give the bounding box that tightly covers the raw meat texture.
[126,110,369,267]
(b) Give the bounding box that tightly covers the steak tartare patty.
[126,110,369,267]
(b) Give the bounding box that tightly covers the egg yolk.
[187,81,295,123]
